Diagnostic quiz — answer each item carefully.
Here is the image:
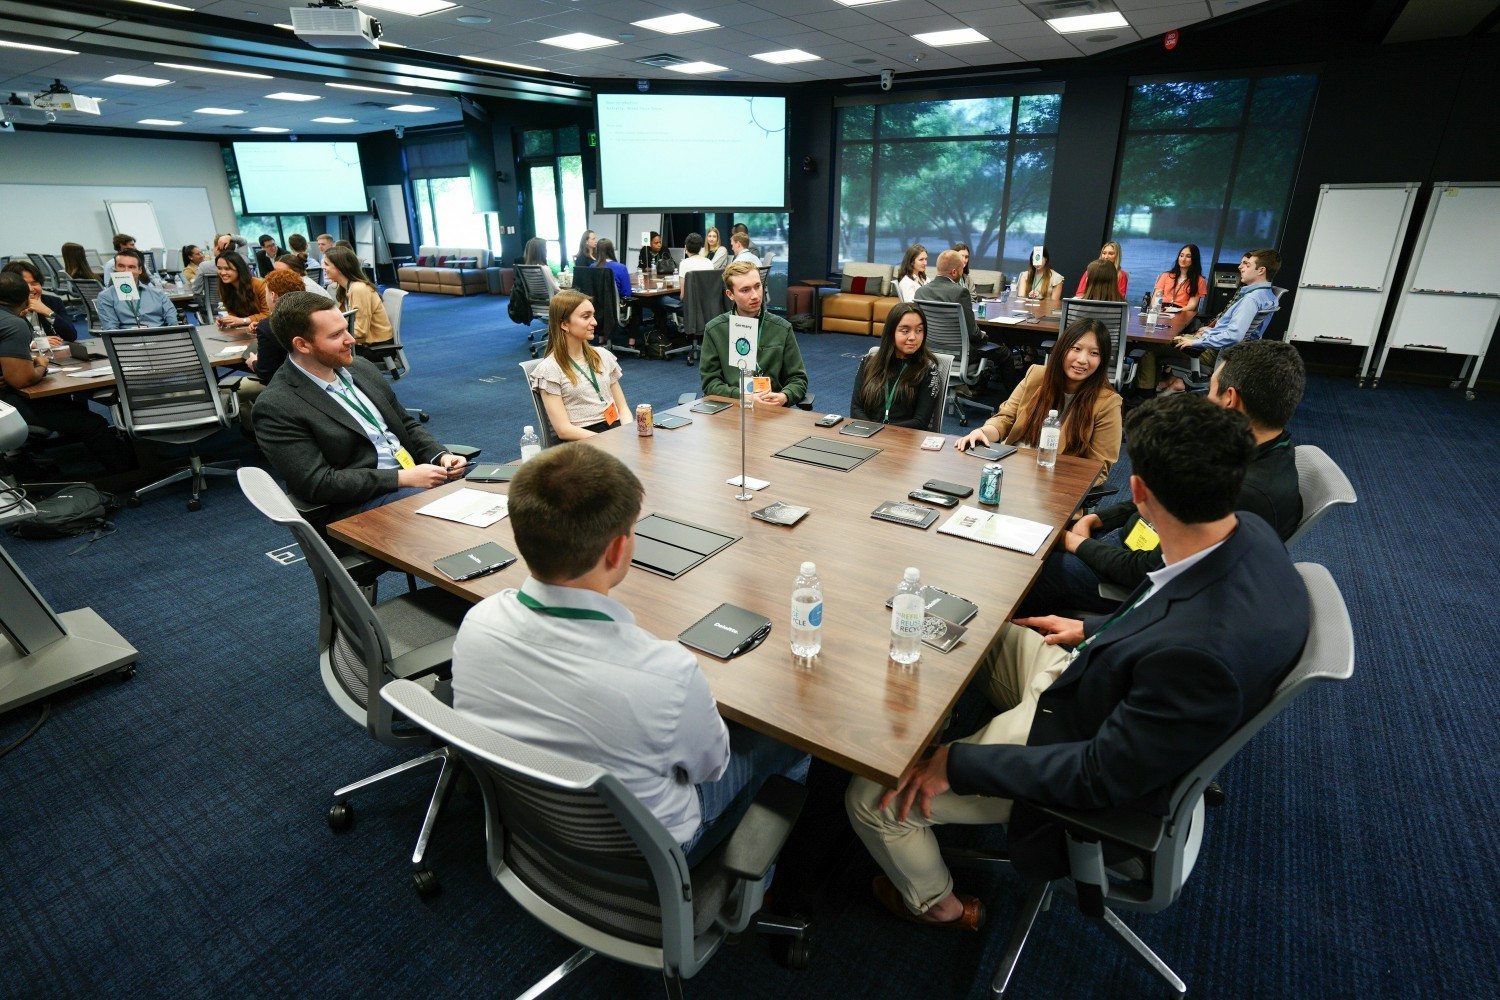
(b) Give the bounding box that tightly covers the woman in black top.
[849,303,941,430]
[573,229,598,271]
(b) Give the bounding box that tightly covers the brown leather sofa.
[397,245,511,296]
[820,261,900,335]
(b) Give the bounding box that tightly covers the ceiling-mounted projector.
[291,3,382,50]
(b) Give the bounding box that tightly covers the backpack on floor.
[508,282,532,325]
[7,485,119,545]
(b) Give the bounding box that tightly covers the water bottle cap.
[1047,409,1058,418]
[800,561,816,576]
[524,425,534,434]
[903,567,920,581]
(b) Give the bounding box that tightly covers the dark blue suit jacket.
[948,513,1308,879]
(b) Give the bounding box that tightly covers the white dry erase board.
[1287,183,1419,383]
[104,200,166,250]
[1377,183,1500,398]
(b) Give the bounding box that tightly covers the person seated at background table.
[95,249,176,329]
[254,291,464,516]
[730,232,760,266]
[1149,248,1282,394]
[275,254,333,300]
[61,242,99,282]
[1077,259,1126,303]
[1019,338,1305,619]
[529,289,632,441]
[1075,240,1128,298]
[914,249,982,347]
[847,393,1308,930]
[1017,246,1064,304]
[0,272,129,475]
[523,236,561,298]
[951,242,974,292]
[896,244,929,302]
[637,231,675,274]
[594,238,633,303]
[179,244,206,285]
[286,234,310,269]
[112,233,135,253]
[322,246,392,347]
[253,234,281,278]
[2,260,78,345]
[112,232,162,284]
[573,229,597,272]
[702,227,729,268]
[213,251,269,333]
[678,233,712,276]
[451,442,809,863]
[699,261,808,408]
[730,223,758,258]
[316,233,335,257]
[214,233,249,257]
[955,318,1121,483]
[236,268,305,443]
[849,303,942,429]
[1152,243,1207,310]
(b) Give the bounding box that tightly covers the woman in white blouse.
[895,244,929,302]
[529,289,632,440]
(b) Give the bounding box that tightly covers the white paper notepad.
[415,488,509,528]
[937,505,1051,555]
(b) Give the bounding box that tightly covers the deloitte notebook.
[434,542,516,582]
[679,603,773,660]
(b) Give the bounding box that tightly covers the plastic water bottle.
[1146,290,1161,327]
[790,561,823,658]
[889,567,924,665]
[1037,409,1061,469]
[519,425,541,462]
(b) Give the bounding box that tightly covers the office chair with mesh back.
[354,287,428,423]
[1057,297,1129,387]
[919,299,992,427]
[382,678,813,996]
[968,563,1353,998]
[196,271,222,322]
[236,467,472,899]
[571,267,641,359]
[681,269,729,367]
[70,278,105,329]
[99,325,239,511]
[862,345,952,434]
[516,265,556,357]
[517,358,564,449]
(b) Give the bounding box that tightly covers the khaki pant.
[236,376,268,441]
[1136,346,1218,390]
[845,623,1072,914]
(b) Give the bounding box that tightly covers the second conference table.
[979,299,1199,385]
[330,399,1100,786]
[20,323,254,399]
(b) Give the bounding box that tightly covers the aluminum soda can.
[978,464,1003,505]
[636,403,653,435]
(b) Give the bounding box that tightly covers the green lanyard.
[882,368,904,423]
[332,373,390,440]
[1073,589,1148,656]
[516,591,614,621]
[569,357,603,401]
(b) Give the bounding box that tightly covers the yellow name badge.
[1124,519,1161,551]
[394,447,415,470]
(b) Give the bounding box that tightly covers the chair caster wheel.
[1204,781,1226,807]
[126,494,143,508]
[417,411,430,422]
[778,934,811,970]
[187,499,202,512]
[327,801,354,832]
[117,663,137,680]
[413,867,441,900]
[958,416,969,427]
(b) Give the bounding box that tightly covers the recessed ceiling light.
[137,118,184,126]
[157,62,274,79]
[539,32,620,51]
[461,54,547,73]
[0,40,80,55]
[1047,12,1129,34]
[833,0,899,6]
[121,0,193,9]
[326,82,412,95]
[455,14,491,24]
[752,49,820,65]
[250,126,290,133]
[356,0,457,15]
[632,14,720,34]
[665,61,727,75]
[311,116,357,124]
[912,28,989,47]
[102,73,172,87]
[265,92,321,101]
[387,104,436,112]
[194,107,245,115]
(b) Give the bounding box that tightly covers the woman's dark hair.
[951,242,972,276]
[1163,243,1202,298]
[1012,318,1115,454]
[61,243,99,281]
[857,303,936,419]
[277,253,308,276]
[595,238,618,264]
[1080,259,1124,302]
[2,259,44,285]
[323,246,375,308]
[897,244,928,281]
[1024,245,1053,297]
[576,229,596,260]
[523,237,549,267]
[0,272,29,310]
[215,251,258,316]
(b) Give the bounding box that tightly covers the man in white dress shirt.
[451,443,808,859]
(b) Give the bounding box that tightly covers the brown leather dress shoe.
[872,875,985,931]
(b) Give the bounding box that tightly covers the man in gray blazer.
[253,291,465,520]
[913,249,983,347]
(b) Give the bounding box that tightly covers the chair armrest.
[793,391,815,412]
[1027,800,1165,854]
[718,775,808,881]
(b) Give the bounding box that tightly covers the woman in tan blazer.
[955,318,1122,483]
[323,246,393,345]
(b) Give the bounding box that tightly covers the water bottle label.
[891,596,924,636]
[1039,427,1060,451]
[791,594,822,629]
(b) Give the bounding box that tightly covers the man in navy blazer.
[253,291,465,520]
[847,394,1309,929]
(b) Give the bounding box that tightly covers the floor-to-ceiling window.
[406,135,502,252]
[1108,72,1318,282]
[521,128,588,271]
[834,91,1062,277]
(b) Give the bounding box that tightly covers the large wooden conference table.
[979,299,1199,384]
[329,399,1101,786]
